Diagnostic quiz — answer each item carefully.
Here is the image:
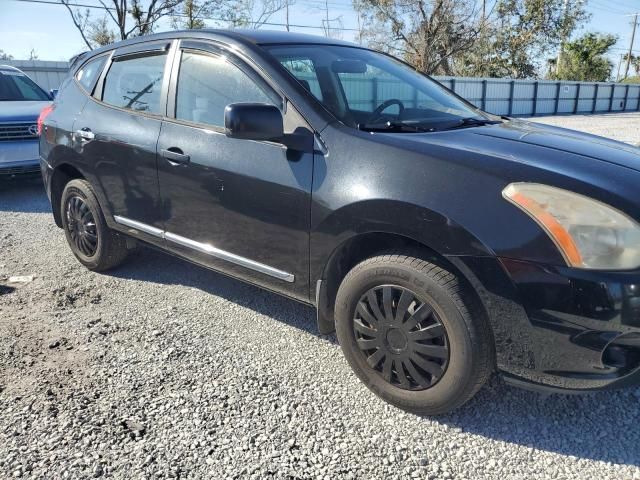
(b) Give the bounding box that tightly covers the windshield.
[0,70,50,101]
[266,44,489,131]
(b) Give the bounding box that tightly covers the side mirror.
[224,103,283,141]
[49,89,58,99]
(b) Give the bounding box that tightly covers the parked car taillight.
[37,104,55,136]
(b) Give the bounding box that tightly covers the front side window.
[278,58,323,100]
[102,53,166,114]
[175,51,276,128]
[0,70,50,101]
[76,55,107,93]
[267,45,489,132]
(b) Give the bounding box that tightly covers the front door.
[156,42,314,300]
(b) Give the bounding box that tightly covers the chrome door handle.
[161,148,190,165]
[75,128,95,141]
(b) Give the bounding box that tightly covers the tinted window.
[175,51,275,127]
[278,58,323,100]
[267,44,482,130]
[76,55,107,93]
[0,70,50,101]
[102,53,166,114]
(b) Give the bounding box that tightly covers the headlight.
[502,183,640,270]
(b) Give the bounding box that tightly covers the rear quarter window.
[76,55,107,93]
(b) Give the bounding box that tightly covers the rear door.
[156,41,315,300]
[73,41,173,240]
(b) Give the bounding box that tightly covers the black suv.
[40,30,640,415]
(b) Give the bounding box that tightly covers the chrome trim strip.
[112,215,294,282]
[164,231,295,282]
[113,215,164,238]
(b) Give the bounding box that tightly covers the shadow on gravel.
[109,247,335,343]
[111,247,639,466]
[434,379,639,467]
[0,176,50,213]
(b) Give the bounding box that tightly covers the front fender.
[309,199,494,286]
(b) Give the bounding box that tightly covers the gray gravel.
[530,112,640,145]
[1,113,640,479]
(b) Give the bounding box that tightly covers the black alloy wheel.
[353,285,449,390]
[60,179,129,271]
[65,195,98,257]
[334,253,495,415]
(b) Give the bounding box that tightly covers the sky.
[0,0,638,78]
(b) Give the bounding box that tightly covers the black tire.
[60,179,128,271]
[334,253,494,415]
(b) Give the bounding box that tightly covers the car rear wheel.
[334,253,494,415]
[61,179,128,271]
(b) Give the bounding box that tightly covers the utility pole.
[624,14,638,80]
[325,0,330,37]
[556,0,570,74]
[616,54,624,81]
[285,0,290,31]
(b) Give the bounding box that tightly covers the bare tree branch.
[60,1,93,50]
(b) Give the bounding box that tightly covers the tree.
[233,0,292,29]
[550,32,616,82]
[0,50,13,60]
[456,0,590,78]
[354,0,486,75]
[61,0,185,50]
[89,16,118,46]
[171,0,240,29]
[622,53,640,77]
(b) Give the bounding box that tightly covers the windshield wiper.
[441,117,503,131]
[357,121,434,133]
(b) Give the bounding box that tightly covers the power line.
[10,0,362,31]
[589,0,632,15]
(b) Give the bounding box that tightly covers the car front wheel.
[334,253,494,415]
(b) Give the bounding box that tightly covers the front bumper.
[0,140,40,175]
[450,255,640,392]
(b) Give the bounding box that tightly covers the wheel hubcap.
[385,328,407,352]
[353,285,449,391]
[65,195,98,257]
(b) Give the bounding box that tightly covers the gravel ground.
[530,111,640,145]
[1,114,640,480]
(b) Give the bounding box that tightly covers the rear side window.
[102,53,167,114]
[175,51,275,127]
[76,55,107,93]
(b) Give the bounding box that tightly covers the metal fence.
[4,59,639,117]
[434,76,640,116]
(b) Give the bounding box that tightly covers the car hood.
[381,118,640,173]
[0,100,51,122]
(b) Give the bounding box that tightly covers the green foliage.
[354,0,483,75]
[455,0,590,78]
[89,17,117,47]
[621,53,640,78]
[549,32,617,82]
[355,0,590,78]
[0,49,13,61]
[171,0,244,29]
[622,76,640,84]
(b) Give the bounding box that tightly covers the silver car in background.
[0,65,52,176]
